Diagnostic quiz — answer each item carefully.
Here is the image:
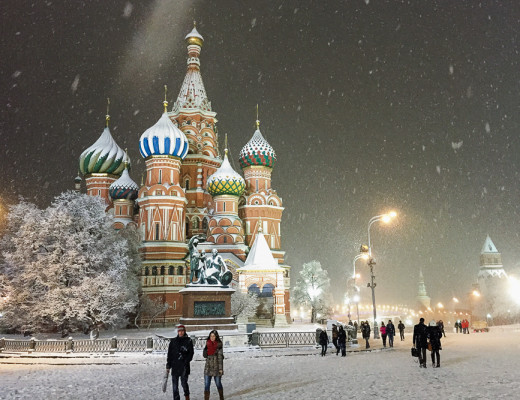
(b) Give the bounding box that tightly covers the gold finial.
[256,104,260,129]
[123,148,129,169]
[193,20,196,28]
[105,97,110,127]
[163,85,168,113]
[224,133,228,150]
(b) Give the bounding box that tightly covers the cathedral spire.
[172,24,212,115]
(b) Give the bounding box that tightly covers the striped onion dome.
[109,157,139,200]
[238,128,276,169]
[79,127,126,175]
[207,150,245,197]
[139,112,189,159]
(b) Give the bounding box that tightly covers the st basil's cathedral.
[77,26,291,327]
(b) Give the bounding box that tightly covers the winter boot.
[204,391,210,400]
[185,396,190,400]
[218,388,224,400]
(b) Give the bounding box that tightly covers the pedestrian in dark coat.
[380,321,387,347]
[386,320,395,347]
[397,320,405,341]
[332,324,339,354]
[203,330,224,400]
[166,325,194,400]
[413,318,428,368]
[427,321,442,368]
[361,321,371,349]
[338,326,347,357]
[437,320,446,338]
[319,329,329,356]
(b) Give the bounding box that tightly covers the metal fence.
[254,331,316,348]
[0,332,318,354]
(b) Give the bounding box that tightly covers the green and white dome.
[207,150,245,197]
[79,126,126,175]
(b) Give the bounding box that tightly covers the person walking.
[361,321,371,349]
[353,321,359,338]
[332,324,339,355]
[438,320,446,338]
[319,328,329,356]
[454,320,459,333]
[386,320,395,348]
[397,320,405,341]
[166,325,194,400]
[413,318,429,368]
[203,330,224,400]
[380,321,387,348]
[338,325,347,357]
[427,320,442,368]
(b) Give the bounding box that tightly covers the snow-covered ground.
[1,325,519,399]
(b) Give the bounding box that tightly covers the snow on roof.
[481,235,499,254]
[239,229,282,271]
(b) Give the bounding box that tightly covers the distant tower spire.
[105,98,110,127]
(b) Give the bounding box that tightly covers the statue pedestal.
[179,285,237,332]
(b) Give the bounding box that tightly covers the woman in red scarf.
[203,330,224,400]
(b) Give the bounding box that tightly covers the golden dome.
[185,24,204,47]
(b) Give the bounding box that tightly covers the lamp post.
[350,253,368,325]
[365,211,397,339]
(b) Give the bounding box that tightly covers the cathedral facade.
[78,26,291,326]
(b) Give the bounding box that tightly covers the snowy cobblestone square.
[1,327,519,399]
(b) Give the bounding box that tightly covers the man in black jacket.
[413,318,428,368]
[166,325,195,400]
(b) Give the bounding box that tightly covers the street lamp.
[365,211,397,339]
[349,253,369,325]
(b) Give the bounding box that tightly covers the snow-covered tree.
[231,290,259,321]
[291,260,331,323]
[0,192,140,335]
[133,294,169,330]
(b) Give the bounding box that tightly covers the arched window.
[185,218,190,238]
[202,218,208,232]
[185,179,190,190]
[192,218,199,229]
[144,267,150,276]
[248,284,260,296]
[177,266,184,275]
[160,266,165,275]
[155,223,160,240]
[152,266,158,276]
[223,236,227,243]
[168,266,174,275]
[260,283,275,298]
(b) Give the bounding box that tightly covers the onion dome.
[139,90,189,159]
[207,150,245,197]
[79,126,126,175]
[185,24,204,47]
[239,122,276,169]
[109,160,139,201]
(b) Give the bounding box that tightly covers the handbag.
[411,347,419,357]
[162,370,169,393]
[427,342,432,352]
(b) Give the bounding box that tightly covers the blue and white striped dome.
[139,112,189,159]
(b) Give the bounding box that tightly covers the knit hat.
[177,325,186,331]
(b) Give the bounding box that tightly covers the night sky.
[2,1,520,307]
